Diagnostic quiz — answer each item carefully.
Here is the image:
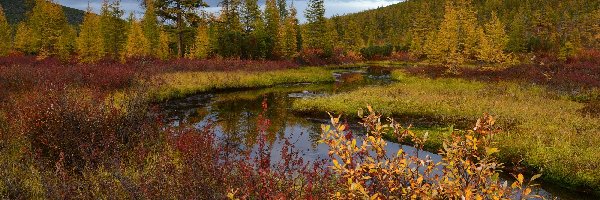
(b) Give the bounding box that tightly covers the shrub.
[360,44,394,60]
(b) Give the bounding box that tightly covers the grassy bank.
[148,67,335,101]
[292,70,600,192]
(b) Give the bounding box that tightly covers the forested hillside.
[329,0,600,63]
[0,0,84,25]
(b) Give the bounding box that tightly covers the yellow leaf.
[333,160,341,169]
[517,174,524,183]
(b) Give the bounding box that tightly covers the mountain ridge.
[0,0,85,25]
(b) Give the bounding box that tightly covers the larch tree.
[77,6,105,63]
[157,30,171,60]
[100,0,127,59]
[28,0,71,58]
[409,1,435,58]
[277,0,288,20]
[477,12,510,63]
[142,0,160,56]
[122,14,151,60]
[0,5,11,56]
[264,0,282,58]
[188,23,210,59]
[304,0,327,51]
[281,4,299,58]
[153,0,207,57]
[14,22,34,54]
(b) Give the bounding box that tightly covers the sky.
[55,0,401,22]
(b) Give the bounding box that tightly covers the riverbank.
[292,69,600,192]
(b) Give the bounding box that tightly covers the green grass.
[148,67,335,101]
[292,70,600,192]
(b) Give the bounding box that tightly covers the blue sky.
[55,0,400,22]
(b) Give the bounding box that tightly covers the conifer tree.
[218,0,244,57]
[277,0,288,20]
[188,23,210,59]
[265,0,282,58]
[241,0,265,59]
[304,0,327,51]
[409,1,434,58]
[477,12,510,63]
[157,30,171,60]
[343,19,363,51]
[14,22,34,54]
[77,7,105,63]
[122,15,151,60]
[142,0,160,55]
[153,0,207,57]
[0,5,11,56]
[28,0,70,58]
[281,4,299,58]
[100,0,127,59]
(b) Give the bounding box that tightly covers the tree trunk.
[176,4,184,57]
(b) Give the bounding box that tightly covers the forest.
[0,0,599,198]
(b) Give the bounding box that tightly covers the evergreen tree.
[277,0,288,20]
[122,15,151,60]
[218,0,244,57]
[188,23,210,59]
[343,19,363,52]
[241,0,265,59]
[100,0,127,59]
[264,0,282,58]
[77,7,105,63]
[142,0,160,55]
[157,30,171,60]
[153,0,207,57]
[304,0,327,51]
[0,5,11,56]
[281,4,299,58]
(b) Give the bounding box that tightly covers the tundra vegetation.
[0,0,599,198]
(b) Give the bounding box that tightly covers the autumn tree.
[157,30,171,60]
[0,5,11,56]
[281,4,299,58]
[13,22,34,54]
[187,23,210,59]
[153,0,207,57]
[28,0,71,58]
[142,0,160,56]
[477,12,510,63]
[426,0,480,65]
[264,0,282,58]
[304,0,328,51]
[77,6,105,63]
[409,1,435,58]
[122,14,151,60]
[100,0,127,59]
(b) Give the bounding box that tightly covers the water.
[159,67,593,199]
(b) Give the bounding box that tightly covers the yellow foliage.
[122,17,150,60]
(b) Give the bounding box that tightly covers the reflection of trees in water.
[211,92,292,148]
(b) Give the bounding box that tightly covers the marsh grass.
[293,70,600,191]
[150,67,335,101]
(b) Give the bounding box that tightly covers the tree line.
[329,0,599,64]
[0,0,329,62]
[0,0,598,64]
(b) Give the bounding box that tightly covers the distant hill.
[0,0,85,25]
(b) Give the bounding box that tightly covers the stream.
[160,67,591,199]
